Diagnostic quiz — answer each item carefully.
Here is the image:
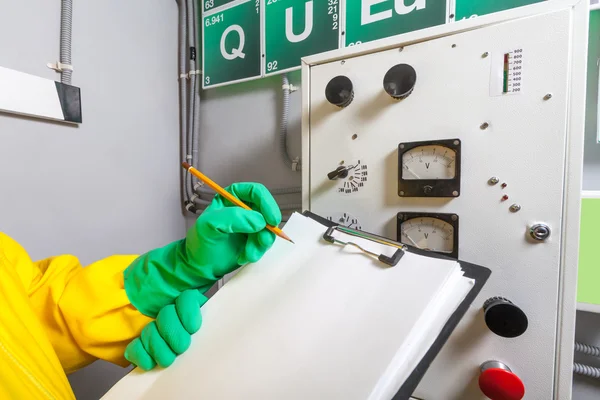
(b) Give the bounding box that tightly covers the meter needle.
[404,167,422,180]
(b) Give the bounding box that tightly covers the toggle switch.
[483,297,528,338]
[325,75,354,108]
[479,360,525,400]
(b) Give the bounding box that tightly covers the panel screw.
[480,122,489,130]
[509,204,522,213]
[398,47,404,52]
[501,183,507,189]
[530,224,551,241]
[544,93,553,101]
[452,190,459,197]
[488,177,499,185]
[341,60,345,65]
[501,195,509,202]
[352,134,358,140]
[482,52,489,58]
[399,144,405,149]
[400,191,405,196]
[451,215,458,221]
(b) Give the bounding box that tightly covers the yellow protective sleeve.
[3,233,153,374]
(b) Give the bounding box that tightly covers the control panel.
[301,3,586,399]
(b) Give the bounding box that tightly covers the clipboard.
[303,211,492,400]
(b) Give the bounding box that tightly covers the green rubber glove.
[124,182,282,317]
[124,290,208,370]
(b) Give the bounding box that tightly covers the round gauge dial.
[326,212,362,230]
[401,145,456,180]
[397,213,459,258]
[400,217,454,253]
[327,159,368,195]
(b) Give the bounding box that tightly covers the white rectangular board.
[302,1,588,399]
[0,66,81,123]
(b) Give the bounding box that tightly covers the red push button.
[478,361,525,400]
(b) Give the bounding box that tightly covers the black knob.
[327,166,349,180]
[383,64,417,100]
[483,297,528,338]
[325,76,354,107]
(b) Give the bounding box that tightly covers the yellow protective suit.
[0,232,152,399]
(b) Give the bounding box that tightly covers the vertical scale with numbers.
[264,0,340,75]
[490,48,525,96]
[202,0,261,88]
[502,49,523,94]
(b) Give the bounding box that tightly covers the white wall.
[0,1,184,399]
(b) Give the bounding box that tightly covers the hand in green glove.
[124,182,282,317]
[124,290,208,370]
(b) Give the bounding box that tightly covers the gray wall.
[0,1,183,399]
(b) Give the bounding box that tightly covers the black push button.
[483,297,528,338]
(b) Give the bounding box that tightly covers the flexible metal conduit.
[281,74,301,171]
[574,363,600,379]
[575,342,600,358]
[60,0,73,84]
[177,0,190,204]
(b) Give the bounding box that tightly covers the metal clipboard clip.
[322,226,405,267]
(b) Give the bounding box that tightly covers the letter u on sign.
[286,1,314,43]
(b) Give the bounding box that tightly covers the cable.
[281,74,301,172]
[575,342,600,357]
[574,363,600,379]
[60,0,73,84]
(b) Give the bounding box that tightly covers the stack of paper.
[103,212,474,400]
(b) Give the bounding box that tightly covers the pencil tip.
[289,240,295,244]
[182,161,191,170]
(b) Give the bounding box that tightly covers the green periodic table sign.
[264,0,341,75]
[344,0,448,47]
[202,0,261,88]
[455,0,544,20]
[203,0,238,13]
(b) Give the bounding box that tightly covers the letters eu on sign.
[345,0,447,47]
[202,0,261,88]
[264,0,341,74]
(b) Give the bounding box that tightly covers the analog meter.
[326,212,362,230]
[327,159,368,195]
[397,212,459,258]
[398,139,461,197]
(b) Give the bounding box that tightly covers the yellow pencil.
[182,162,294,244]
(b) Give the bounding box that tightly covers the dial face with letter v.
[397,212,459,259]
[398,139,461,198]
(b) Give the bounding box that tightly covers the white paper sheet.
[103,213,473,400]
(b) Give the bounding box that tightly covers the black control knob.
[325,76,354,108]
[383,64,417,100]
[327,166,349,180]
[483,297,528,338]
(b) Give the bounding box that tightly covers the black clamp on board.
[322,226,405,267]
